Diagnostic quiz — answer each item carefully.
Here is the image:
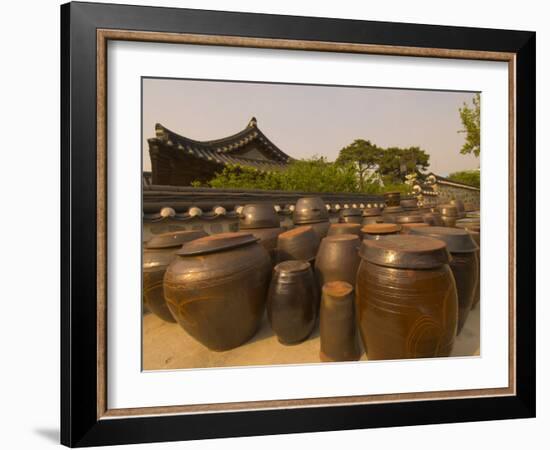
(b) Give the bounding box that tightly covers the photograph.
[141,78,482,370]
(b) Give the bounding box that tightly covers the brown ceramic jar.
[267,260,317,345]
[455,220,481,310]
[400,198,418,211]
[164,232,271,351]
[355,235,458,360]
[293,196,329,224]
[410,226,479,334]
[277,225,319,263]
[396,214,426,234]
[422,212,445,226]
[239,203,280,229]
[437,204,459,227]
[328,223,362,238]
[361,223,401,240]
[450,199,466,218]
[382,205,405,223]
[143,230,207,323]
[320,281,361,362]
[315,234,361,293]
[339,208,363,224]
[361,207,383,225]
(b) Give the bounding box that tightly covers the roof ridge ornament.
[247,117,257,128]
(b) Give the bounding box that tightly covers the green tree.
[458,93,481,157]
[448,170,480,188]
[378,146,430,184]
[207,157,360,193]
[336,139,382,190]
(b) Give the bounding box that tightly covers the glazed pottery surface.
[315,234,361,291]
[239,203,280,229]
[382,205,405,223]
[422,212,445,226]
[339,208,362,224]
[277,225,320,263]
[293,197,329,224]
[362,207,382,217]
[356,235,458,360]
[248,226,286,265]
[450,199,466,218]
[320,281,361,362]
[164,232,271,351]
[410,226,479,334]
[400,198,418,210]
[267,260,317,344]
[143,230,207,323]
[309,220,331,240]
[361,223,401,240]
[400,223,430,234]
[328,223,362,238]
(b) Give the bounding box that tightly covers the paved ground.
[143,304,480,370]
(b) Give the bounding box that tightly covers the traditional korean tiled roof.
[148,117,291,172]
[425,173,480,191]
[142,185,394,222]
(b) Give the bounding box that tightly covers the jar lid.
[410,226,478,253]
[362,207,382,217]
[293,196,329,224]
[396,214,424,224]
[455,218,481,229]
[239,203,280,229]
[359,235,451,269]
[361,223,401,235]
[328,223,362,235]
[322,281,353,298]
[274,260,311,274]
[144,230,207,249]
[339,208,362,217]
[437,204,459,217]
[177,232,258,256]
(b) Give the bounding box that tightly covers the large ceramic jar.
[292,196,330,241]
[339,208,362,224]
[361,223,401,240]
[356,235,458,360]
[437,204,459,227]
[410,226,479,334]
[361,207,383,225]
[277,225,319,264]
[164,232,271,351]
[382,205,405,223]
[143,230,207,323]
[328,223,362,238]
[422,212,445,226]
[456,220,481,310]
[320,281,361,362]
[450,199,466,219]
[400,198,418,211]
[239,203,284,265]
[315,234,361,292]
[267,260,317,345]
[396,214,427,234]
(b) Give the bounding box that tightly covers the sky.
[142,78,479,176]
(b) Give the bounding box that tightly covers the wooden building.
[148,117,292,186]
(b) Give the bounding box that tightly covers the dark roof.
[148,117,292,171]
[426,172,480,191]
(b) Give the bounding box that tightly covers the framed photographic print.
[61,1,536,447]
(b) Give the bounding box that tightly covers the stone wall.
[435,183,480,209]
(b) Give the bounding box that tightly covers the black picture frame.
[61,1,535,447]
